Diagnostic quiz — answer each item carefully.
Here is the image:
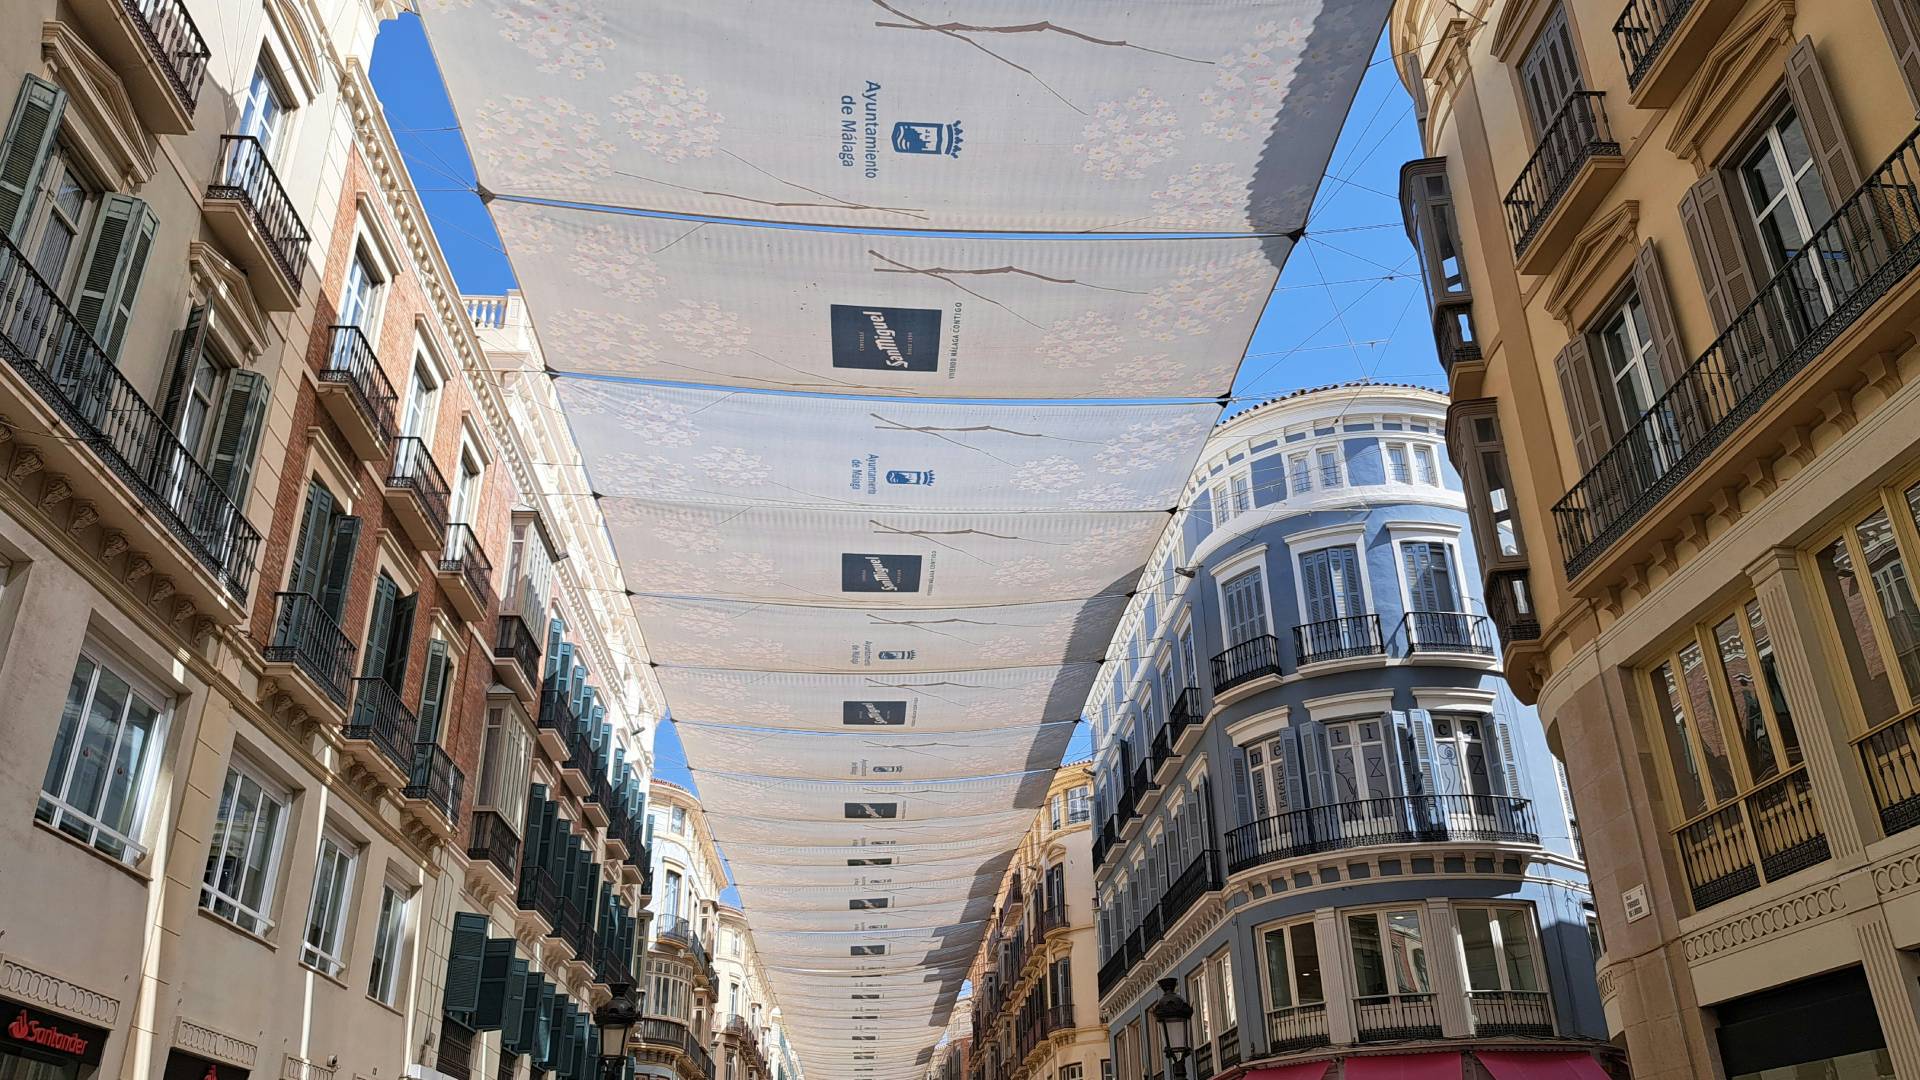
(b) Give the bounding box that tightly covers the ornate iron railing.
[442,522,496,608]
[1266,1002,1329,1053]
[1355,993,1442,1042]
[1612,0,1697,90]
[126,0,212,112]
[1211,634,1283,693]
[1097,950,1127,998]
[654,913,694,949]
[1158,848,1221,929]
[210,136,309,288]
[345,677,416,776]
[1486,569,1541,644]
[495,614,542,688]
[1227,795,1537,873]
[1503,91,1620,258]
[1469,989,1555,1036]
[1676,767,1828,910]
[1165,686,1203,745]
[1556,124,1920,575]
[1293,613,1384,665]
[264,591,354,706]
[515,862,562,926]
[1434,299,1482,373]
[323,325,397,443]
[466,808,520,882]
[405,741,463,822]
[1399,610,1498,655]
[1149,723,1173,775]
[0,232,260,598]
[1045,1003,1074,1033]
[387,435,450,537]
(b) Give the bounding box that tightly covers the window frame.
[1809,478,1920,734]
[300,829,359,977]
[36,639,173,865]
[1256,916,1325,1017]
[1214,547,1275,646]
[1344,906,1433,1002]
[1453,903,1548,998]
[367,878,410,1005]
[200,757,292,936]
[1450,404,1527,566]
[20,141,102,301]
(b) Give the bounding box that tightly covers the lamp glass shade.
[1150,978,1194,1057]
[595,984,642,1058]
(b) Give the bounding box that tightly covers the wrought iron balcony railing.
[210,136,309,289]
[1165,686,1203,745]
[323,325,397,442]
[1227,795,1538,873]
[467,808,520,882]
[1211,634,1283,693]
[1676,766,1829,911]
[1293,613,1385,665]
[1469,989,1555,1036]
[1503,91,1621,258]
[387,435,450,536]
[0,232,261,598]
[1266,1002,1330,1053]
[1399,610,1498,655]
[1355,993,1442,1042]
[654,913,693,949]
[1038,901,1070,938]
[1612,0,1695,90]
[515,862,563,927]
[494,614,542,688]
[126,0,212,112]
[1555,124,1920,576]
[345,677,416,777]
[442,522,496,608]
[264,591,354,706]
[1157,848,1221,929]
[405,741,464,823]
[1486,569,1542,644]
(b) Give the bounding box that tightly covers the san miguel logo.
[9,1010,90,1056]
[843,701,906,726]
[829,305,940,372]
[841,553,922,593]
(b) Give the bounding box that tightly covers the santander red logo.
[8,1010,89,1056]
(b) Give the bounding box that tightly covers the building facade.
[1390,0,1920,1074]
[966,762,1102,1080]
[0,7,654,1080]
[1089,386,1608,1076]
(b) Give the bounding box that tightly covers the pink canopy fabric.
[1476,1051,1612,1080]
[1341,1052,1464,1080]
[1240,1064,1331,1080]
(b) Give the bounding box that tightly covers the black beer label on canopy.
[841,553,922,593]
[830,305,940,371]
[842,701,906,726]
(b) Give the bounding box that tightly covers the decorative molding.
[1542,201,1641,330]
[1664,0,1798,166]
[174,1017,258,1067]
[1595,963,1619,1004]
[40,21,154,189]
[1873,850,1920,897]
[0,955,119,1025]
[1680,882,1845,962]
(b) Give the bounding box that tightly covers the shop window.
[1260,919,1324,1028]
[1455,905,1543,994]
[1347,908,1431,999]
[36,643,170,863]
[200,759,290,935]
[301,832,357,976]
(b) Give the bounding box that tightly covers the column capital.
[1744,546,1802,586]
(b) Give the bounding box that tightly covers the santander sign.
[9,1010,89,1056]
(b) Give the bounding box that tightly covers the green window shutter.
[206,369,269,505]
[508,971,543,1055]
[316,515,361,623]
[572,1012,591,1080]
[416,638,452,743]
[361,574,398,680]
[72,195,156,359]
[499,959,531,1050]
[383,592,417,690]
[532,982,556,1063]
[471,937,515,1030]
[158,305,209,428]
[548,1000,574,1072]
[443,911,489,1016]
[0,75,66,239]
[287,482,334,598]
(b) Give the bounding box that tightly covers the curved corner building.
[1089,384,1610,1076]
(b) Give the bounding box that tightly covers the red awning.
[1240,1064,1330,1080]
[1342,1053,1463,1080]
[1476,1051,1611,1080]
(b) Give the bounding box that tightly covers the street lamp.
[1150,978,1194,1080]
[595,983,643,1080]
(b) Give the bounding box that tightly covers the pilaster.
[1423,899,1473,1037]
[1312,908,1355,1046]
[1844,873,1920,1079]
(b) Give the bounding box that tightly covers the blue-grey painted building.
[1087,385,1613,1078]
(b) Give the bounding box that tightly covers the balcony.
[1157,848,1221,929]
[383,436,450,551]
[494,614,542,703]
[594,939,632,987]
[0,233,261,610]
[318,326,396,460]
[1038,902,1070,940]
[262,591,354,712]
[1293,613,1385,667]
[1226,795,1538,874]
[1612,0,1745,107]
[1211,634,1284,697]
[654,914,694,950]
[1503,91,1624,273]
[403,741,464,834]
[438,523,495,621]
[536,685,587,765]
[1862,709,1920,836]
[203,136,309,310]
[1433,300,1482,378]
[1486,569,1541,645]
[1469,989,1555,1036]
[515,862,561,936]
[1355,993,1442,1042]
[1165,686,1204,754]
[343,677,416,788]
[1675,767,1829,911]
[1122,761,1156,838]
[1149,724,1175,782]
[466,808,521,888]
[1266,1002,1329,1054]
[1555,125,1920,579]
[66,0,209,133]
[1398,610,1497,657]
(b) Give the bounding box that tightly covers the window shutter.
[207,370,269,504]
[1785,37,1862,202]
[288,483,334,599]
[443,911,489,1016]
[533,983,556,1065]
[471,937,515,1030]
[1404,709,1438,795]
[499,959,531,1048]
[317,515,361,623]
[1632,240,1689,387]
[1678,171,1759,332]
[511,974,547,1055]
[416,639,452,743]
[1872,0,1920,115]
[361,575,397,680]
[73,195,157,359]
[1494,717,1526,797]
[1553,338,1609,472]
[1230,753,1253,827]
[1276,732,1306,812]
[1300,724,1330,807]
[0,76,66,239]
[384,592,417,689]
[158,305,209,428]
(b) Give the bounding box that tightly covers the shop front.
[0,1000,108,1080]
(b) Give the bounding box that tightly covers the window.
[401,354,441,438]
[1597,289,1663,431]
[1414,445,1439,485]
[1220,567,1268,646]
[1316,447,1343,488]
[1246,735,1289,819]
[1326,719,1391,802]
[21,143,98,295]
[1739,106,1839,317]
[1384,443,1412,484]
[1518,5,1583,133]
[340,246,382,332]
[661,868,683,920]
[1299,544,1365,627]
[1186,968,1211,1044]
[1288,453,1311,495]
[238,61,288,158]
[201,761,290,935]
[1432,715,1494,795]
[1456,906,1543,996]
[1230,473,1252,516]
[449,441,483,525]
[1067,785,1092,824]
[1401,160,1468,303]
[1400,541,1460,613]
[1712,604,1802,782]
[1813,483,1920,732]
[477,705,533,825]
[1049,793,1064,830]
[672,805,688,834]
[360,572,417,690]
[1456,412,1524,560]
[368,881,408,1004]
[1347,909,1431,999]
[285,480,361,622]
[1213,949,1236,1030]
[1060,1067,1083,1080]
[36,645,169,863]
[302,833,357,976]
[1260,920,1324,1014]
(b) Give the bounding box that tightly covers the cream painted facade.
[966,763,1104,1080]
[1391,0,1920,1075]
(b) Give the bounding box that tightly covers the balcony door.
[1326,719,1393,833]
[1299,545,1366,656]
[239,62,287,160]
[1519,7,1583,134]
[1221,568,1268,647]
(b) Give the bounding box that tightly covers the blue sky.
[367,15,1437,789]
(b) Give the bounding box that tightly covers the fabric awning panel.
[674,720,1078,780]
[1475,1052,1611,1080]
[1342,1054,1464,1080]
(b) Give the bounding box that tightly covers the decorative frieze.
[0,955,119,1025]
